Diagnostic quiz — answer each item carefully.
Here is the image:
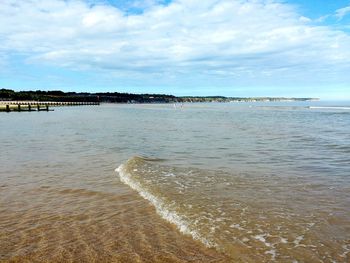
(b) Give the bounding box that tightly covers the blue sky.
[1,0,350,98]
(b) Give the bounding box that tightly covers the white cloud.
[335,5,350,20]
[0,0,350,88]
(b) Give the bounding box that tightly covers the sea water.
[0,101,349,262]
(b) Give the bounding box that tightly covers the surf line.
[115,163,217,248]
[308,106,350,110]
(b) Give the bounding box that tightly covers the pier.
[0,101,99,112]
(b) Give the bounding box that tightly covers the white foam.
[242,237,250,242]
[265,249,277,260]
[293,235,304,246]
[115,164,217,248]
[230,223,244,230]
[280,237,288,244]
[340,244,350,258]
[254,234,271,247]
[163,172,176,177]
[309,106,350,110]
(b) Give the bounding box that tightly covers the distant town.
[0,89,318,103]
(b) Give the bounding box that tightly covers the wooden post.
[18,104,21,112]
[28,104,31,111]
[6,105,10,112]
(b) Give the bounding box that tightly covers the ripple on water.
[116,156,350,262]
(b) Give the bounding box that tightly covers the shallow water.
[1,102,349,262]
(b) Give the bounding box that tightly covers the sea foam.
[308,106,350,110]
[115,163,217,248]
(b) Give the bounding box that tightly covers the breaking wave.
[115,156,217,248]
[115,156,350,262]
[308,106,350,110]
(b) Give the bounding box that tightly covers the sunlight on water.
[1,102,349,262]
[116,156,350,262]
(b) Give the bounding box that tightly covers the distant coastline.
[0,89,319,104]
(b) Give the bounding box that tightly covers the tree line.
[0,89,317,103]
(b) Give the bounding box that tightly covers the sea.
[0,101,349,262]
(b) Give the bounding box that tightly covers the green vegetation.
[0,89,318,103]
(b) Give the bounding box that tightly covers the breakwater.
[0,101,99,112]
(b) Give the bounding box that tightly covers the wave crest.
[115,156,217,248]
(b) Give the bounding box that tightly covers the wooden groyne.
[0,101,99,106]
[0,104,52,112]
[0,101,99,112]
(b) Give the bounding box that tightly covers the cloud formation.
[336,5,350,20]
[1,0,350,95]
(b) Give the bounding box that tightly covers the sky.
[0,0,350,98]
